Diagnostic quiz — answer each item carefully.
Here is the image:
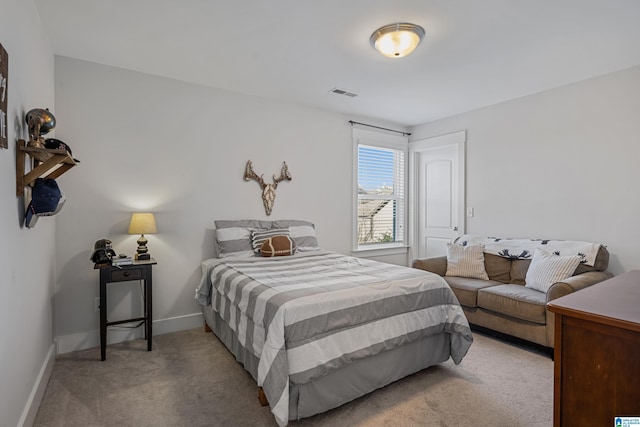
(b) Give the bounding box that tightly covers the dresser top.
[548,270,640,332]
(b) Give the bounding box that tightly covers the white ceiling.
[34,0,640,127]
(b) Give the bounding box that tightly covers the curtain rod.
[348,120,411,136]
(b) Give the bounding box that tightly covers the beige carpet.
[34,328,553,427]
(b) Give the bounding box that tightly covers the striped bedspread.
[196,251,473,426]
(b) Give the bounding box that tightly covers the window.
[353,128,408,251]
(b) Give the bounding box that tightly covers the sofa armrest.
[411,256,447,277]
[546,271,614,303]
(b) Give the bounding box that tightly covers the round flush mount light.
[370,22,425,58]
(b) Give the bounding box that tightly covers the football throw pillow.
[260,235,295,257]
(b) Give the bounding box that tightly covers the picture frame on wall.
[0,42,7,149]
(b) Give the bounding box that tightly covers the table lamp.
[128,212,157,260]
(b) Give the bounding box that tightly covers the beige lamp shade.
[128,212,158,235]
[128,213,157,260]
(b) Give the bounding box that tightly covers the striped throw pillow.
[288,225,320,251]
[251,228,290,254]
[445,243,489,280]
[214,220,272,258]
[525,248,582,293]
[216,227,258,258]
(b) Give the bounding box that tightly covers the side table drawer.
[110,268,142,281]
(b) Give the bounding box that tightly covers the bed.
[196,220,473,426]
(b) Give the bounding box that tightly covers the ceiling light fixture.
[370,22,425,58]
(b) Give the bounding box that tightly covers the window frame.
[352,127,409,253]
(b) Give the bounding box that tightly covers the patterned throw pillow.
[525,248,582,293]
[260,235,295,257]
[251,228,290,253]
[445,243,489,280]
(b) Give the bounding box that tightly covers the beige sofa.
[412,244,612,350]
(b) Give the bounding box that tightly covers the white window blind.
[353,129,407,250]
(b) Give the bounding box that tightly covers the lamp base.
[135,253,151,261]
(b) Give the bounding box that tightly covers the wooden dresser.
[547,270,640,426]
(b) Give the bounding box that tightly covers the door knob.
[453,226,458,231]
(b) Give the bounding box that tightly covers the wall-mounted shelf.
[16,139,78,196]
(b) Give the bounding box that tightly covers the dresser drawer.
[110,268,143,281]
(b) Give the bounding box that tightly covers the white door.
[410,131,465,260]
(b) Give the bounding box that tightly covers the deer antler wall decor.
[244,160,292,216]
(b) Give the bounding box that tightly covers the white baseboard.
[56,312,204,355]
[18,343,56,427]
[153,312,205,335]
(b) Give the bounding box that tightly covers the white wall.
[0,0,56,426]
[53,57,640,354]
[2,8,634,422]
[411,65,640,275]
[53,56,408,352]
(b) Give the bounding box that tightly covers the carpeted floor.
[34,328,553,426]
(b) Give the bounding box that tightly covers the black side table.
[95,258,157,361]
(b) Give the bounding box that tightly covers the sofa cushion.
[444,277,502,307]
[509,259,531,285]
[445,243,489,280]
[483,253,512,283]
[477,284,547,324]
[525,249,582,293]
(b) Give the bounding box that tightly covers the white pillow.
[525,248,582,293]
[445,243,489,280]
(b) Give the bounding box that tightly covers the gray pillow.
[214,219,272,258]
[272,220,320,251]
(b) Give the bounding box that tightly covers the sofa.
[412,236,613,350]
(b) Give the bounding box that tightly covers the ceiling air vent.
[330,87,358,97]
